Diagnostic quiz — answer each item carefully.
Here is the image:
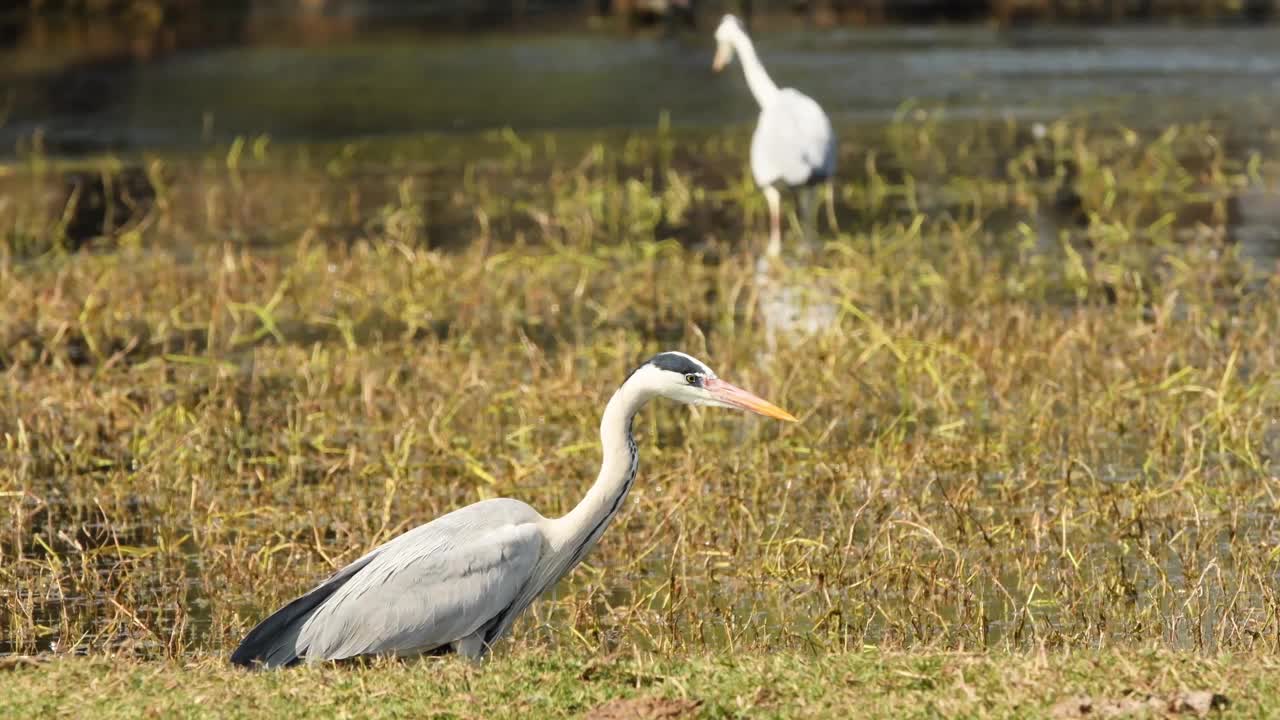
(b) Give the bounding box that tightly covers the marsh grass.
[1,111,1279,666]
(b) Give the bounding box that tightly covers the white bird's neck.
[729,28,779,108]
[550,377,650,559]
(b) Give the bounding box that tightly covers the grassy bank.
[0,649,1272,718]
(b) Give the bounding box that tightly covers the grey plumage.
[232,499,545,667]
[230,553,380,667]
[230,352,796,669]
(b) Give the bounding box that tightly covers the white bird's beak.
[704,378,797,422]
[712,43,732,72]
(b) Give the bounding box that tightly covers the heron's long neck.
[552,381,647,563]
[731,31,779,108]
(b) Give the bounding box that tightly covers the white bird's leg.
[798,185,819,254]
[824,180,839,234]
[764,185,782,258]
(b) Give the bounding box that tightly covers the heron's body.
[230,352,794,668]
[714,15,837,256]
[751,88,836,190]
[233,500,545,666]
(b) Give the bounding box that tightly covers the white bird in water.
[230,352,795,668]
[713,14,837,258]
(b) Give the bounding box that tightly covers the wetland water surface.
[4,26,1280,152]
[2,25,1280,660]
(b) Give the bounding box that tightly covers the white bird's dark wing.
[751,88,836,188]
[231,498,545,667]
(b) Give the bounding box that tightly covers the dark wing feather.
[229,552,380,669]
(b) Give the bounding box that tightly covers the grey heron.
[713,14,837,258]
[230,351,795,668]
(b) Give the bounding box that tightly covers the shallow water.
[5,26,1280,154]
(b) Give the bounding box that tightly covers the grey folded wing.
[296,521,544,661]
[230,552,379,668]
[231,500,546,668]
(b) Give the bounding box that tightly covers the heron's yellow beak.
[704,378,797,422]
[712,43,732,72]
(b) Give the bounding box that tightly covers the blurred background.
[4,0,1280,154]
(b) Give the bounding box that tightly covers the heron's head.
[712,15,745,72]
[630,351,796,422]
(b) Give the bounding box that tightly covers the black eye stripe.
[648,352,709,376]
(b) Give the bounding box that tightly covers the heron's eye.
[685,373,699,385]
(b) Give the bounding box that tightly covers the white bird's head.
[628,351,797,421]
[712,14,746,72]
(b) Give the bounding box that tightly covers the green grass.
[1,649,1274,719]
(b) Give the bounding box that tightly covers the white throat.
[548,373,652,557]
[726,26,780,108]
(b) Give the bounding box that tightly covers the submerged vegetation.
[1,109,1280,712]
